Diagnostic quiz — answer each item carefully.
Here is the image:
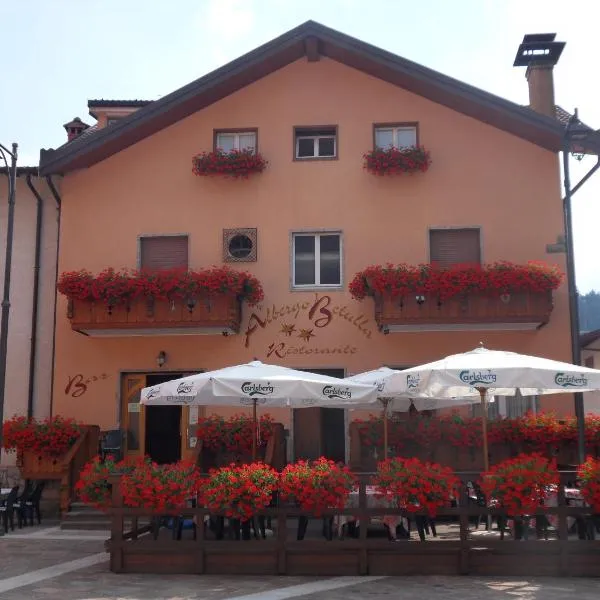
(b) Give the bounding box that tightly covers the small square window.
[215,130,257,153]
[374,125,417,149]
[294,127,337,159]
[107,117,121,126]
[292,232,341,288]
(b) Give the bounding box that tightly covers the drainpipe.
[25,175,43,418]
[45,176,61,418]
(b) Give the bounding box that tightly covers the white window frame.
[295,133,337,159]
[215,131,257,153]
[374,125,417,149]
[291,231,343,289]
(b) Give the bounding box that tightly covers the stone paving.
[1,527,599,599]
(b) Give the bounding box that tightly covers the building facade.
[38,22,585,465]
[0,168,59,469]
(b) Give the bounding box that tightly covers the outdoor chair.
[100,429,123,462]
[0,486,20,532]
[22,482,45,526]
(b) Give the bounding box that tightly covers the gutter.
[25,175,44,418]
[45,176,62,417]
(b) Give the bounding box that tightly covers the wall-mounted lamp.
[156,351,167,368]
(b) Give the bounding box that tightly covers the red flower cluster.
[363,146,431,176]
[75,455,138,511]
[200,462,278,521]
[120,458,203,514]
[279,458,355,516]
[2,415,81,458]
[192,148,268,179]
[349,261,564,301]
[196,413,275,454]
[577,456,600,512]
[480,453,558,515]
[58,266,264,307]
[373,457,459,517]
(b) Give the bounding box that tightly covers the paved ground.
[1,526,599,599]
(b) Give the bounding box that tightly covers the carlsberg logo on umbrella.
[322,385,352,400]
[554,373,588,388]
[240,382,275,396]
[406,374,420,389]
[459,370,497,386]
[176,382,194,394]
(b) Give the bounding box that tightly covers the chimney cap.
[514,33,565,67]
[63,117,90,131]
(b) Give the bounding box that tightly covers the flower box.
[373,290,554,332]
[68,295,242,336]
[192,148,268,179]
[363,146,431,176]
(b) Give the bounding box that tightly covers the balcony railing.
[67,296,241,337]
[374,291,554,333]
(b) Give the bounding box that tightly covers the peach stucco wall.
[53,57,574,433]
[0,175,59,465]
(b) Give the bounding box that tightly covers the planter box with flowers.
[363,146,431,176]
[349,261,562,332]
[192,148,268,179]
[58,266,264,336]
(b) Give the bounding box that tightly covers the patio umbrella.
[346,367,479,459]
[384,344,600,470]
[141,361,379,459]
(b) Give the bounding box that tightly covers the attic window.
[107,117,121,126]
[294,127,337,159]
[215,130,257,153]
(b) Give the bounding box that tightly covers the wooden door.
[293,407,322,460]
[121,374,147,458]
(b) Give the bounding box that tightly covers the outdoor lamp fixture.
[562,111,600,463]
[156,351,167,368]
[0,142,18,454]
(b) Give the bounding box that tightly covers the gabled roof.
[40,20,575,175]
[581,329,600,349]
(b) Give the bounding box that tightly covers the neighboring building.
[38,22,594,464]
[581,329,600,413]
[0,168,60,470]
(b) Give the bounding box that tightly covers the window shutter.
[585,356,595,368]
[429,229,481,267]
[140,236,188,271]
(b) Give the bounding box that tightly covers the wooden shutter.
[585,356,595,368]
[140,236,188,270]
[429,229,481,267]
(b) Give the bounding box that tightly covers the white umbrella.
[385,345,600,469]
[141,361,379,458]
[346,367,479,458]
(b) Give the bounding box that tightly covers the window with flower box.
[429,228,481,267]
[292,232,342,288]
[214,130,257,153]
[294,127,337,159]
[139,235,188,271]
[374,124,417,149]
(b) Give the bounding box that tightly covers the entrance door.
[293,369,346,462]
[121,372,190,462]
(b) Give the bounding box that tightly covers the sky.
[1,0,599,291]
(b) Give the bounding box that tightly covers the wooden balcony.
[374,291,553,333]
[67,295,241,337]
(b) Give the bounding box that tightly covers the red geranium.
[58,265,264,307]
[119,458,202,514]
[577,456,600,512]
[480,453,558,515]
[279,457,355,516]
[349,261,563,301]
[192,148,268,179]
[196,413,275,454]
[2,415,82,458]
[363,146,431,176]
[201,462,278,521]
[373,457,459,517]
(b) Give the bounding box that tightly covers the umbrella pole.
[252,399,257,461]
[478,387,489,472]
[382,399,389,460]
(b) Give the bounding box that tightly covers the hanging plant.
[192,148,268,179]
[577,456,600,512]
[196,413,275,454]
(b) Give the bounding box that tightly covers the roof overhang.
[39,20,572,176]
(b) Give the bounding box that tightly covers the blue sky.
[1,0,598,291]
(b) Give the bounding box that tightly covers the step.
[61,520,112,531]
